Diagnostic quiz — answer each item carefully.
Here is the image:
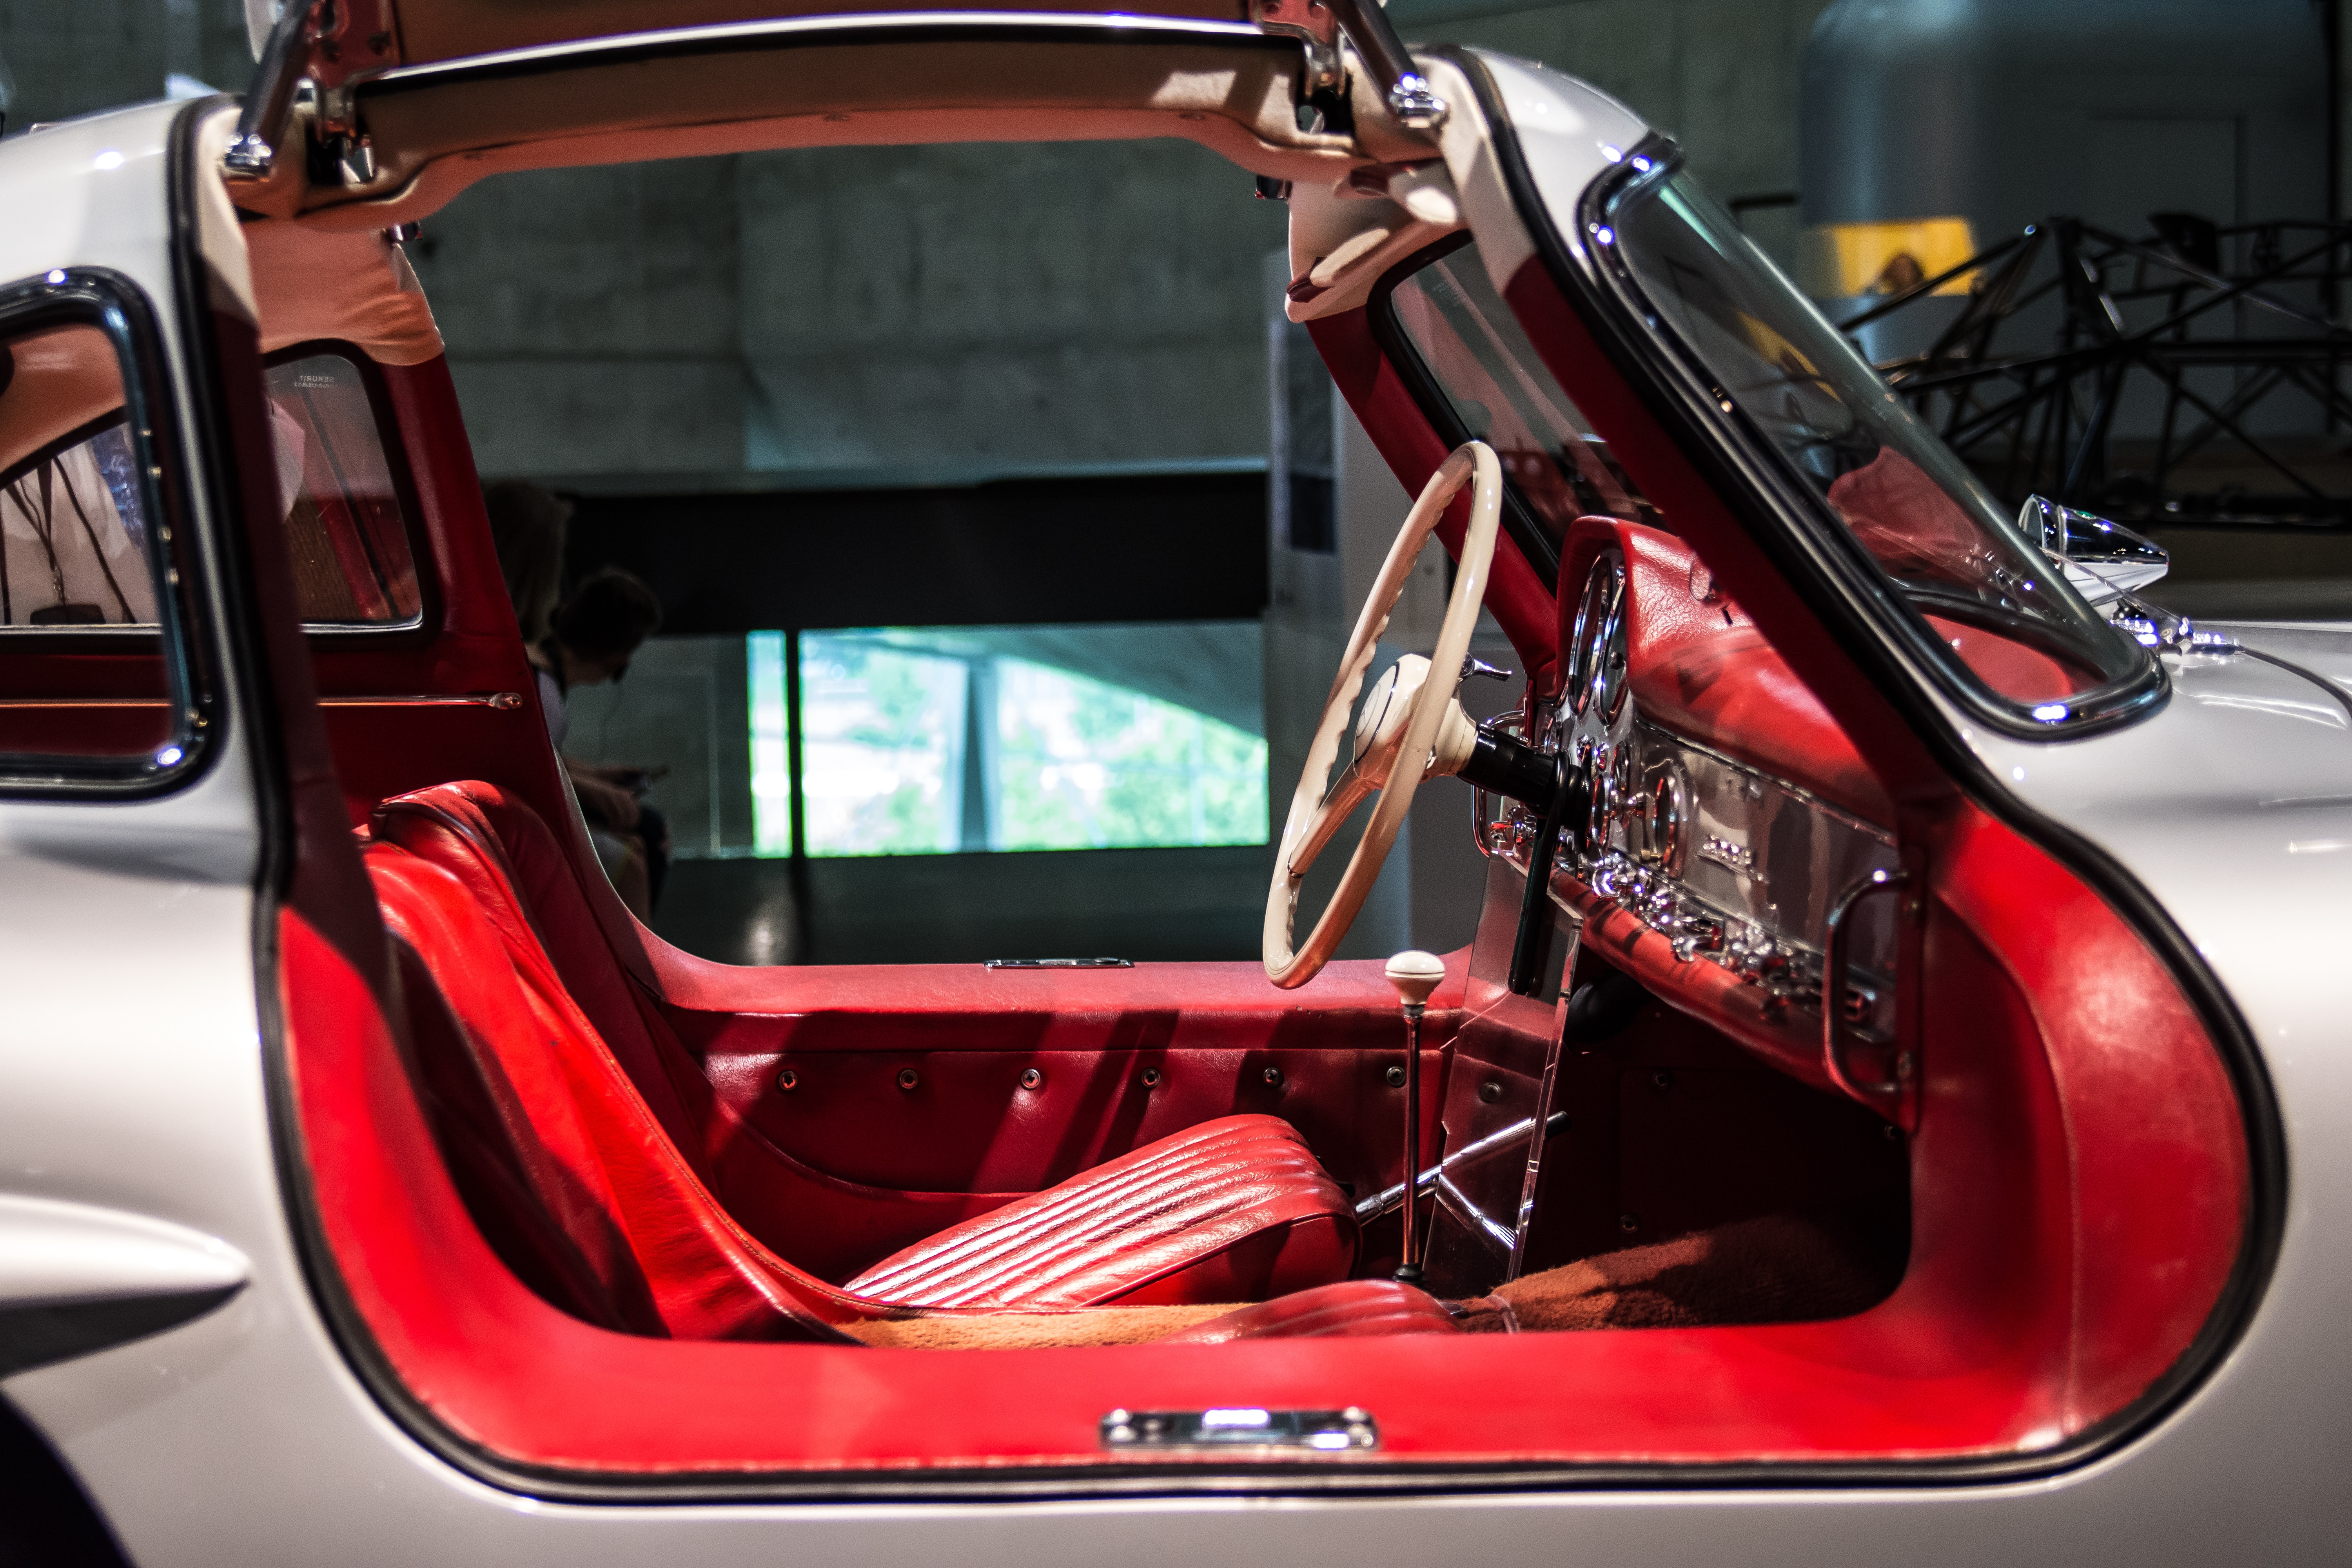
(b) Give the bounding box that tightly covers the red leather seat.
[846,1116,1353,1309]
[366,780,1411,1341]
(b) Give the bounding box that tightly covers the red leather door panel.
[668,959,1454,1279]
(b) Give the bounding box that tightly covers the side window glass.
[1381,240,1655,549]
[0,294,206,788]
[1,330,158,631]
[264,349,423,629]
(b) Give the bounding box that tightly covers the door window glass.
[264,350,423,628]
[1,334,158,630]
[1381,239,1652,551]
[0,301,202,784]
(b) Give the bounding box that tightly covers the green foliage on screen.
[748,626,1268,858]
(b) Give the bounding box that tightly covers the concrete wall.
[0,0,252,129]
[1398,0,1835,269]
[413,159,750,481]
[410,140,1287,485]
[735,141,1283,477]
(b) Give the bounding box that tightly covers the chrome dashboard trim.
[1483,716,1900,1041]
[1824,868,1910,1111]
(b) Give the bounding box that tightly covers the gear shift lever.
[1385,949,1445,1285]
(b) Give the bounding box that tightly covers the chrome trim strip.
[0,699,172,709]
[368,12,1272,88]
[8,690,518,712]
[1653,724,1895,843]
[317,691,522,710]
[1353,1111,1559,1223]
[1436,1171,1518,1251]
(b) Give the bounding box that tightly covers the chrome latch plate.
[1101,1406,1378,1452]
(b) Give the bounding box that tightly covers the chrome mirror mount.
[1255,0,1448,131]
[2018,494,2169,606]
[222,0,318,178]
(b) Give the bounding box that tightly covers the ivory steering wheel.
[1264,441,1504,988]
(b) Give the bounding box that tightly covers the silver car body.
[0,40,2340,1564]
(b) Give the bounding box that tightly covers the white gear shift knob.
[1386,949,1445,1285]
[1385,949,1446,1011]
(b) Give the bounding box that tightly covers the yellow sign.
[1804,218,1978,299]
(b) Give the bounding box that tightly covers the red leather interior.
[371,777,1438,1279]
[657,955,1455,1275]
[276,793,2249,1472]
[1564,515,1894,821]
[368,780,1360,1325]
[278,353,1452,1289]
[244,326,2251,1479]
[374,840,855,1340]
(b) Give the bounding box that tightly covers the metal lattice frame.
[1839,216,2352,527]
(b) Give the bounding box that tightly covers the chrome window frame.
[263,338,437,640]
[0,267,216,796]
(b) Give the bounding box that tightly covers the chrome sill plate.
[1101,1407,1379,1453]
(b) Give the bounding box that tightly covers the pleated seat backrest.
[363,789,857,1341]
[373,781,712,1163]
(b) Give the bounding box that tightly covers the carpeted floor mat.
[1488,1212,1902,1331]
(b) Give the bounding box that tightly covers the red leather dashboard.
[1562,515,1893,822]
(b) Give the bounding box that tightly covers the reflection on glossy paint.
[2191,691,2348,728]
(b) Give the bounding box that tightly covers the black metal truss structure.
[1837,215,2352,527]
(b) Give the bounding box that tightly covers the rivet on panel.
[897,1067,919,1091]
[1020,1067,1044,1091]
[1141,1067,1161,1088]
[1652,1069,1674,1090]
[1385,1064,1406,1088]
[1619,1212,1639,1232]
[1263,1066,1284,1089]
[1479,1079,1503,1103]
[775,1067,798,1093]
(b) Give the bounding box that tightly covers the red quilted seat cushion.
[367,779,1361,1325]
[846,1115,1356,1309]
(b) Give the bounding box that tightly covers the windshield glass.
[1602,162,2141,712]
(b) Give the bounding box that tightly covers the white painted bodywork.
[0,1196,247,1310]
[0,50,2338,1567]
